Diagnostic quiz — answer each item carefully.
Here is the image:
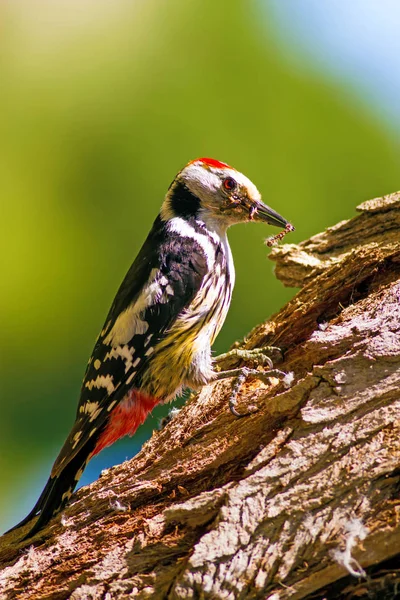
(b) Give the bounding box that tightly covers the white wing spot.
[89,407,103,422]
[103,268,165,346]
[72,431,82,449]
[104,310,149,345]
[126,371,136,384]
[94,359,101,370]
[85,375,115,395]
[145,346,154,356]
[74,465,86,481]
[101,321,112,337]
[83,401,99,415]
[105,345,135,373]
[61,488,73,503]
[159,275,168,286]
[166,284,174,295]
[107,400,117,412]
[133,357,141,367]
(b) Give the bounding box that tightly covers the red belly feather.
[92,390,159,457]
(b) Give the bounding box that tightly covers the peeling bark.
[1,192,400,600]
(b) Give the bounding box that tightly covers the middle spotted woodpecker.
[9,157,293,538]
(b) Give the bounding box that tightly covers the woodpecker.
[9,157,292,539]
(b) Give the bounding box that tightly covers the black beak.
[251,199,291,229]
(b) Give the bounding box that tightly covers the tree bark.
[1,192,400,600]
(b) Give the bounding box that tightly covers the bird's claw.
[215,363,290,418]
[214,346,283,371]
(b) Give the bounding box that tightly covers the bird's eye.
[223,177,237,191]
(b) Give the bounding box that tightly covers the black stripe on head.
[168,180,201,219]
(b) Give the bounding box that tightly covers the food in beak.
[265,223,295,247]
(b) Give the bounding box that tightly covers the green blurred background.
[1,0,399,532]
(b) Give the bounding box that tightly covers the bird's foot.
[214,347,292,418]
[214,346,283,370]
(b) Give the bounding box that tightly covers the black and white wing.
[51,214,209,476]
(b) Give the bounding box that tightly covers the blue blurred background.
[1,0,399,532]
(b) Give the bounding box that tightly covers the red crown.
[191,157,233,170]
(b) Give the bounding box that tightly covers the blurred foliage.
[1,0,399,531]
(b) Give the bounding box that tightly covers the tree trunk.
[1,192,400,600]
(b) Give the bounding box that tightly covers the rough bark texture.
[1,192,400,600]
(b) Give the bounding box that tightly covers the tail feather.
[6,443,92,540]
[5,477,55,534]
[6,390,157,539]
